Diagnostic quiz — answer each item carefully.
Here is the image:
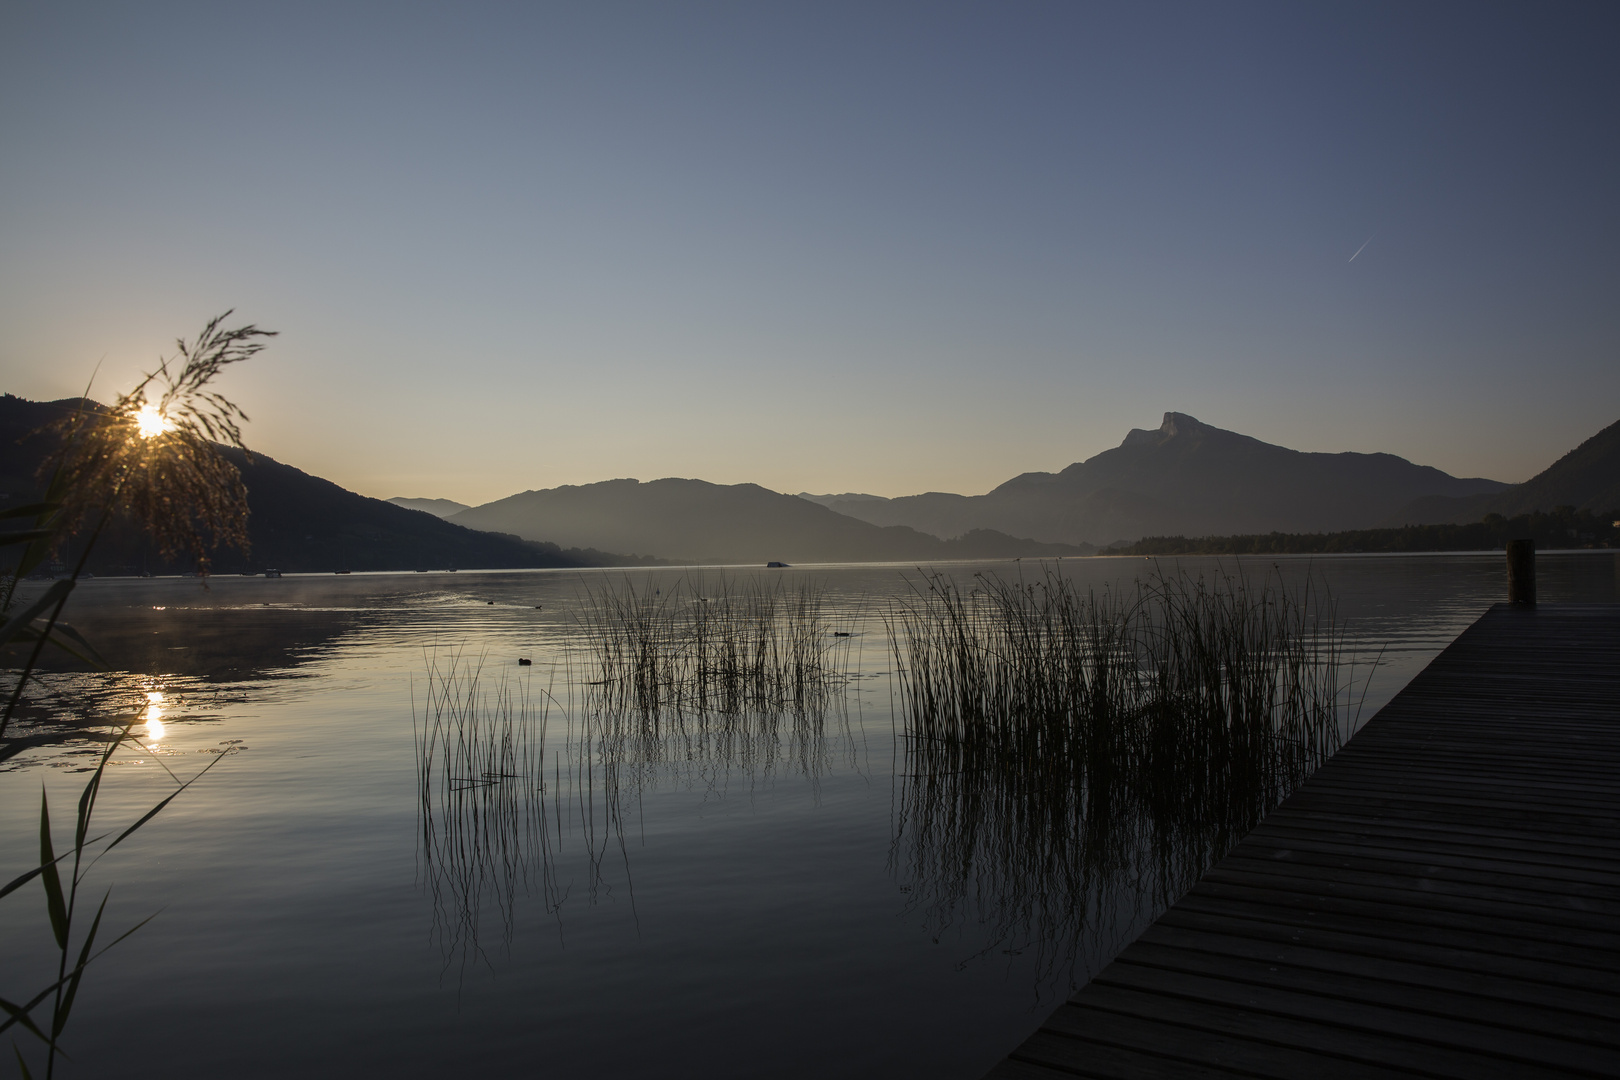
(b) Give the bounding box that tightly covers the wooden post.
[1506,539,1536,605]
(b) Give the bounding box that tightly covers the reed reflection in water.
[888,566,1369,984]
[414,576,860,975]
[413,650,575,977]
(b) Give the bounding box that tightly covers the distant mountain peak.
[386,496,471,518]
[1121,411,1204,448]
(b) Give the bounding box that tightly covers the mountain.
[1385,416,1620,526]
[0,394,643,574]
[387,496,471,517]
[814,413,1508,546]
[800,490,979,537]
[450,477,1089,564]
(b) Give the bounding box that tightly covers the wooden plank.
[1224,841,1620,893]
[1036,1004,1412,1079]
[1232,834,1620,885]
[1172,891,1620,968]
[1116,938,1620,1048]
[1093,962,1616,1074]
[1309,761,1620,793]
[987,603,1620,1079]
[1153,907,1620,997]
[1052,984,1568,1080]
[1130,921,1620,1022]
[1199,863,1620,928]
[1005,1031,1252,1080]
[1284,776,1620,815]
[1252,815,1620,862]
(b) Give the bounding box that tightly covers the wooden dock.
[988,602,1620,1079]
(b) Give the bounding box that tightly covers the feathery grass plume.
[44,311,275,574]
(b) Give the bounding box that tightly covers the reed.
[887,564,1363,981]
[576,574,841,718]
[411,579,859,968]
[573,574,854,794]
[413,649,567,974]
[410,575,857,964]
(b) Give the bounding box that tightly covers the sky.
[2,1,1617,505]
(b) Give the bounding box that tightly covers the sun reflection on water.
[143,690,167,740]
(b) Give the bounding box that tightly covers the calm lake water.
[3,552,1617,1078]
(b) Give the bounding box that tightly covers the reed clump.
[411,580,858,968]
[571,573,858,804]
[577,575,840,718]
[888,564,1362,981]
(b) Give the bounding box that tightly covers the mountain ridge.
[0,394,646,574]
[449,477,1089,564]
[812,412,1508,545]
[386,496,471,518]
[1382,416,1620,526]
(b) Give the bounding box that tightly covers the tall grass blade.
[36,792,67,950]
[1,998,49,1045]
[53,894,107,1038]
[0,583,74,649]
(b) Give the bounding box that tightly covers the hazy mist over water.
[1,553,1613,1078]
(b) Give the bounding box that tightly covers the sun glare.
[135,403,174,439]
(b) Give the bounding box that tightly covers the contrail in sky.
[1349,234,1375,262]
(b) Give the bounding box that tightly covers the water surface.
[2,552,1615,1077]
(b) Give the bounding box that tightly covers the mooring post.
[1506,538,1536,605]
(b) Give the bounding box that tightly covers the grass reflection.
[578,576,859,803]
[887,565,1369,985]
[414,579,860,978]
[413,650,570,978]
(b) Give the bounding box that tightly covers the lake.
[3,552,1616,1078]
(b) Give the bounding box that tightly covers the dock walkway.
[989,602,1620,1079]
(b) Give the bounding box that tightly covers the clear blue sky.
[2,1,1616,504]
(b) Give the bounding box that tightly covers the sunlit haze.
[2,2,1616,505]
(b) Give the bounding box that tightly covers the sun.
[135,403,175,439]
